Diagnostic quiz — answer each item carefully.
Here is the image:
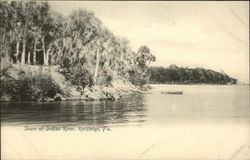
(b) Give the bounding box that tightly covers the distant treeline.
[149,65,237,84]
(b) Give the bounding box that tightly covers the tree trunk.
[42,37,48,66]
[33,38,37,65]
[93,48,100,84]
[45,47,50,66]
[21,38,26,65]
[15,40,20,63]
[147,59,152,66]
[21,5,30,65]
[27,52,31,64]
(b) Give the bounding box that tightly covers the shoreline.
[2,82,245,103]
[0,64,145,103]
[64,82,144,102]
[0,82,144,103]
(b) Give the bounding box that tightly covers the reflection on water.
[1,85,249,126]
[1,94,147,126]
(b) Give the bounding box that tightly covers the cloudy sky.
[50,1,249,83]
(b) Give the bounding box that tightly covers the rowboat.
[161,91,183,94]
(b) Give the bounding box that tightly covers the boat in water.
[161,91,183,95]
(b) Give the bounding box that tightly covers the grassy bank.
[0,64,142,102]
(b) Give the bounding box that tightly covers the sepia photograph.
[0,1,249,159]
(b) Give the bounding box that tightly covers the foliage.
[0,70,63,101]
[129,46,156,87]
[0,1,239,103]
[0,1,155,92]
[149,65,237,85]
[0,56,12,76]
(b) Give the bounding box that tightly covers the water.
[1,85,249,159]
[1,94,147,126]
[1,84,249,126]
[146,84,249,125]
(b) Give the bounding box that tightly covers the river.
[1,84,249,126]
[1,84,249,159]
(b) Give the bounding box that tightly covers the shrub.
[59,59,94,89]
[0,71,63,101]
[60,57,71,69]
[106,75,113,84]
[0,56,12,77]
[70,70,93,89]
[128,69,148,87]
[0,78,21,100]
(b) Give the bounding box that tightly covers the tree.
[136,46,156,69]
[148,65,237,85]
[38,2,53,66]
[1,2,159,90]
[128,45,156,87]
[0,1,23,63]
[20,2,34,65]
[93,39,105,84]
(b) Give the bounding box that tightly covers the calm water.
[1,85,249,126]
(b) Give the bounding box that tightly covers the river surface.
[1,84,249,126]
[1,85,249,159]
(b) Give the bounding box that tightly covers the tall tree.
[136,46,156,69]
[20,2,32,64]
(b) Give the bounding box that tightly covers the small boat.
[161,91,183,95]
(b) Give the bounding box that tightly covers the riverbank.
[66,80,143,101]
[0,64,144,102]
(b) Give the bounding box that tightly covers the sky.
[49,1,249,83]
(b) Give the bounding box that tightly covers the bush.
[128,69,148,87]
[70,70,93,89]
[0,56,12,77]
[0,71,63,101]
[60,57,71,69]
[0,78,20,100]
[59,67,93,89]
[59,58,94,89]
[95,69,113,86]
[106,75,113,84]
